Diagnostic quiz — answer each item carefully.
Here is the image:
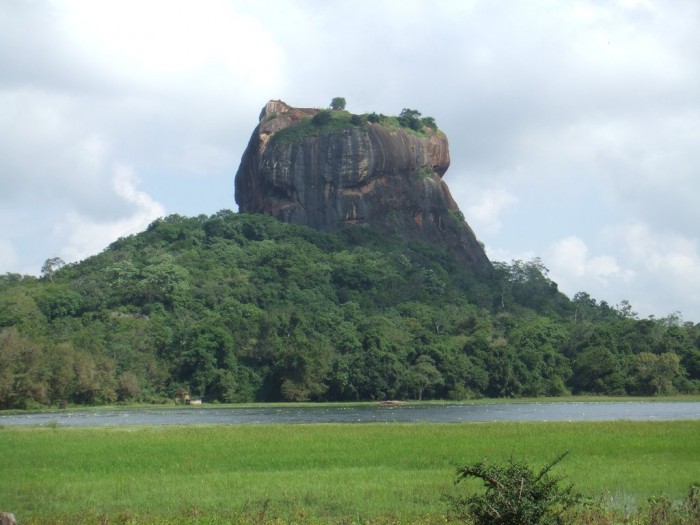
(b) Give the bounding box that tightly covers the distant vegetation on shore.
[1,211,698,409]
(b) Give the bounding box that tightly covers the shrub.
[312,110,332,126]
[683,484,700,525]
[422,116,437,130]
[418,166,433,180]
[350,114,364,126]
[445,452,580,525]
[398,108,422,131]
[645,485,700,525]
[366,112,386,123]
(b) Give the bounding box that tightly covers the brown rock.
[0,512,17,525]
[235,100,492,274]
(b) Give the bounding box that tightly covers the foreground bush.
[445,452,580,525]
[444,451,699,525]
[576,485,699,525]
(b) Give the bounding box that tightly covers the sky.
[1,0,699,322]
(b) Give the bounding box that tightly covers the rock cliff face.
[235,100,492,274]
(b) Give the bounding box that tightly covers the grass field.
[1,420,698,524]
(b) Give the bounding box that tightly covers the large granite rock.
[235,100,492,274]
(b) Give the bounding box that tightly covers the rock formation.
[235,100,492,274]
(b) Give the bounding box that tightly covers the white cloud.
[60,0,283,94]
[465,188,518,235]
[58,166,166,263]
[545,224,700,321]
[0,240,19,271]
[549,236,589,278]
[605,221,700,277]
[484,247,537,267]
[548,235,634,288]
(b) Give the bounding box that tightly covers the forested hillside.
[1,211,698,409]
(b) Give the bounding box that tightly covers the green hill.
[1,211,698,408]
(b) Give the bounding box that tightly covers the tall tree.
[41,257,65,283]
[330,97,346,111]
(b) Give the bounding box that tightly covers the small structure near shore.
[174,388,190,405]
[379,400,407,407]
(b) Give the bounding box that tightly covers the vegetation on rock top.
[268,101,441,147]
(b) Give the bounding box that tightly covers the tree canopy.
[330,97,346,111]
[0,211,697,408]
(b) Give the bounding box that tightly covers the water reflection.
[1,401,699,427]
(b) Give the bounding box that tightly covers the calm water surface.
[2,401,699,427]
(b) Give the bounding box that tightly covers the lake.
[2,401,699,427]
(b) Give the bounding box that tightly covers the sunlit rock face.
[235,100,492,274]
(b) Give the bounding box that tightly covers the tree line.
[1,211,698,408]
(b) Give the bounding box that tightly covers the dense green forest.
[1,211,698,409]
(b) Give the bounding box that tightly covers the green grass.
[267,111,356,146]
[1,420,698,523]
